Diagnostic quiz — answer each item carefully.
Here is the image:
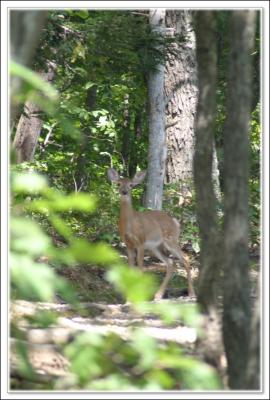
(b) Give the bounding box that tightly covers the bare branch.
[44,122,57,146]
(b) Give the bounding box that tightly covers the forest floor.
[10,245,260,391]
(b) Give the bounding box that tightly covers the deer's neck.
[119,197,134,237]
[120,196,134,219]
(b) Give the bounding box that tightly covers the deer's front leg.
[136,245,144,270]
[126,246,136,267]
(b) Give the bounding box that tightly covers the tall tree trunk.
[165,11,198,193]
[165,10,221,203]
[222,10,256,390]
[144,9,166,210]
[10,10,48,122]
[193,11,224,374]
[193,11,220,314]
[12,69,54,163]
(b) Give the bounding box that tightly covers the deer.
[107,168,195,300]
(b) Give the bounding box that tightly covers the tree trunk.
[12,69,54,163]
[165,10,221,203]
[245,283,260,389]
[10,10,48,122]
[193,11,225,376]
[193,11,220,313]
[165,11,198,192]
[222,10,256,390]
[144,9,166,210]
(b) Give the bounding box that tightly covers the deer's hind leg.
[150,246,174,300]
[164,240,195,297]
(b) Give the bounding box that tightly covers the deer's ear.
[107,168,119,182]
[132,170,146,186]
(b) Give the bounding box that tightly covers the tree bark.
[245,283,260,389]
[165,10,221,203]
[12,69,55,163]
[144,9,166,210]
[222,10,256,390]
[165,10,198,192]
[194,10,222,317]
[10,10,48,122]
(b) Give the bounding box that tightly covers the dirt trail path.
[10,264,259,389]
[10,297,199,388]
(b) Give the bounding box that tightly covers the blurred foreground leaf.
[10,61,58,101]
[106,264,157,303]
[10,217,51,256]
[11,172,48,194]
[69,239,120,265]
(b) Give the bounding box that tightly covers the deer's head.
[107,168,146,199]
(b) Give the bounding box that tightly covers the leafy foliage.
[64,330,221,390]
[10,169,119,303]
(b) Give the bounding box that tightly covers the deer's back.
[119,208,180,249]
[135,210,180,245]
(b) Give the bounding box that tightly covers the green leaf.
[158,352,221,390]
[50,193,97,212]
[146,369,174,389]
[48,214,73,241]
[89,374,138,390]
[71,42,86,62]
[11,252,76,303]
[136,302,201,327]
[14,340,35,380]
[106,264,157,303]
[74,67,88,77]
[69,239,120,264]
[131,329,158,370]
[26,310,58,328]
[30,192,97,213]
[11,255,56,301]
[64,332,105,383]
[76,10,89,19]
[97,115,108,128]
[10,217,51,256]
[85,82,95,90]
[11,172,48,194]
[10,61,58,101]
[54,276,78,304]
[192,241,200,253]
[180,360,221,390]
